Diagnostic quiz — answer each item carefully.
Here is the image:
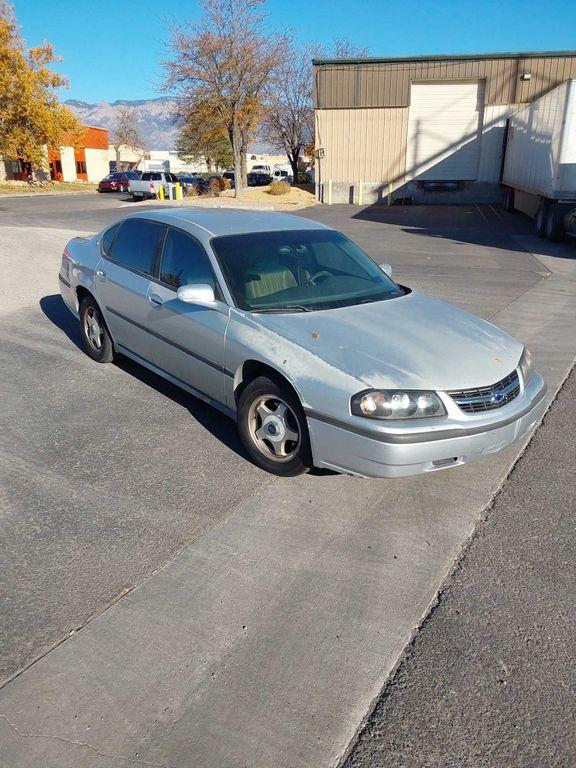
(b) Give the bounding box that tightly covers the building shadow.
[349,204,576,260]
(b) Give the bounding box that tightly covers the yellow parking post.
[158,185,165,201]
[176,183,182,201]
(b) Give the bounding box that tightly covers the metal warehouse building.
[313,50,576,204]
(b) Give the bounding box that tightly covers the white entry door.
[406,81,485,181]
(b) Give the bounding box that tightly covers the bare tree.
[262,38,368,182]
[111,106,145,171]
[330,38,369,59]
[261,44,314,182]
[165,0,285,197]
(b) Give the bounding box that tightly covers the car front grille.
[448,370,520,413]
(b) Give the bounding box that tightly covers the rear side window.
[101,223,121,256]
[108,219,165,276]
[125,171,139,179]
[160,228,217,290]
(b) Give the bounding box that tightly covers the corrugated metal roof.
[313,50,576,66]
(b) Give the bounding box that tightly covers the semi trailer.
[502,79,576,241]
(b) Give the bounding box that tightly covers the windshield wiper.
[253,305,313,313]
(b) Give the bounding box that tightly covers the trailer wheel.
[545,205,565,242]
[502,187,515,212]
[535,203,549,238]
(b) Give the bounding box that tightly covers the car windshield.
[211,229,404,312]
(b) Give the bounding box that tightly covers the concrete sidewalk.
[1,212,576,768]
[344,368,576,768]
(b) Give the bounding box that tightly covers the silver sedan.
[59,209,546,477]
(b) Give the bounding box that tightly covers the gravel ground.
[344,367,576,768]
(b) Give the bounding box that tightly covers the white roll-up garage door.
[406,81,485,181]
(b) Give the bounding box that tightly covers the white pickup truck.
[130,171,179,201]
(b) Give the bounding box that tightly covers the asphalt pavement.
[344,367,576,768]
[0,194,575,767]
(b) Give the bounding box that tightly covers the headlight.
[351,390,446,420]
[518,347,533,384]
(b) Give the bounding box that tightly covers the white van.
[272,167,293,184]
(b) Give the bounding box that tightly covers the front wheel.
[79,296,114,363]
[535,203,548,238]
[237,376,311,476]
[502,186,515,212]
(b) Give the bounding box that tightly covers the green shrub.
[267,180,291,196]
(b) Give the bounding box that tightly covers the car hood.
[252,291,523,391]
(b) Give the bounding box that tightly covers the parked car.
[178,174,209,194]
[97,171,139,193]
[272,169,293,185]
[59,210,546,478]
[251,164,271,174]
[247,171,272,187]
[130,171,180,200]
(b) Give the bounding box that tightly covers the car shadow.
[39,294,248,461]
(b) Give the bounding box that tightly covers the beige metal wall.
[314,55,576,108]
[315,108,408,187]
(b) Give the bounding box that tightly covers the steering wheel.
[307,270,332,286]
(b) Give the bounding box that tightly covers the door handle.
[148,294,163,307]
[95,269,106,281]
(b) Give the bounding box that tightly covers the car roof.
[121,209,329,237]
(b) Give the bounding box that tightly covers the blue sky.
[13,0,576,103]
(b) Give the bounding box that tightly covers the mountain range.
[65,97,180,150]
[66,97,276,155]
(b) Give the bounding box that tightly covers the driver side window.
[160,227,218,292]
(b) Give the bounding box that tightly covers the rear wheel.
[237,376,311,476]
[79,296,114,363]
[545,204,565,242]
[535,202,548,238]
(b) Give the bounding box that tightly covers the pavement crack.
[0,714,178,768]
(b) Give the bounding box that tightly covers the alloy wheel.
[247,395,301,463]
[83,306,103,351]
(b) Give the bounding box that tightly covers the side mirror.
[379,262,392,277]
[177,283,216,306]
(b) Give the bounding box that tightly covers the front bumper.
[307,374,547,478]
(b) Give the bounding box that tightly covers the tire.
[545,204,565,242]
[79,295,115,363]
[132,194,139,202]
[502,186,515,212]
[535,202,548,238]
[237,375,311,476]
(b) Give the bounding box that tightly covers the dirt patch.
[0,181,97,196]
[218,184,317,209]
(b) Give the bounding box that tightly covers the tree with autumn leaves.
[166,0,369,196]
[0,1,80,174]
[165,0,285,196]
